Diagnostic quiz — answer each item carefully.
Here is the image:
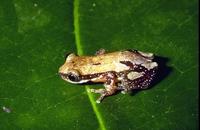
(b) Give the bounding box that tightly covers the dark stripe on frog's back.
[92,62,101,65]
[79,62,150,80]
[120,61,134,68]
[80,71,116,81]
[77,51,135,75]
[80,73,102,80]
[119,61,154,73]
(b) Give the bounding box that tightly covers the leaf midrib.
[73,0,106,130]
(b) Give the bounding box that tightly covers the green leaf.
[0,0,198,130]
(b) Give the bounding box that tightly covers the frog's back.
[77,50,150,75]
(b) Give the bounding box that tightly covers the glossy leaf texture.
[0,0,198,129]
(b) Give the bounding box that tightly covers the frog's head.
[59,53,89,84]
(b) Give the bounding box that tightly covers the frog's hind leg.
[118,85,132,94]
[116,77,130,94]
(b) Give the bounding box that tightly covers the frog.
[59,49,158,103]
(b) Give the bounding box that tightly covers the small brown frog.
[59,49,158,103]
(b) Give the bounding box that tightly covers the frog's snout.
[58,64,65,74]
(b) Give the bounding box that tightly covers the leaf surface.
[0,0,198,129]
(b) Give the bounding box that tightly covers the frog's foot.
[96,88,117,103]
[89,88,106,94]
[89,88,115,103]
[121,89,132,94]
[95,48,106,55]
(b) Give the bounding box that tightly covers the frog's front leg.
[89,72,117,103]
[95,48,106,55]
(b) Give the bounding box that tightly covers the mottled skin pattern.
[117,64,157,92]
[59,49,158,103]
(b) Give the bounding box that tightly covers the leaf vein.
[73,0,106,130]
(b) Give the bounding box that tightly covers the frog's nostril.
[59,73,67,79]
[59,72,64,76]
[58,65,64,73]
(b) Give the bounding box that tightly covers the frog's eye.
[66,70,80,82]
[67,73,80,82]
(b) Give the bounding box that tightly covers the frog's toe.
[121,90,127,94]
[96,93,106,103]
[96,100,101,104]
[121,89,131,94]
[89,88,105,94]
